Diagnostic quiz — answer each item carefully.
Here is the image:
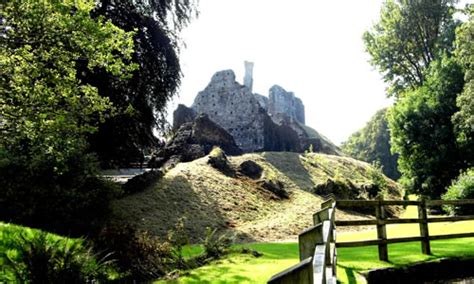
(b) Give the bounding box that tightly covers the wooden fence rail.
[336,198,474,260]
[268,196,474,283]
[268,196,337,284]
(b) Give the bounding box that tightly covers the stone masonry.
[191,69,266,152]
[173,62,340,155]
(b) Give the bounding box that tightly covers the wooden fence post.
[298,224,323,261]
[419,199,431,255]
[375,197,388,261]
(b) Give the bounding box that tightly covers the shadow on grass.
[339,265,358,284]
[263,152,315,191]
[181,265,254,284]
[337,238,474,283]
[110,175,255,242]
[164,243,300,284]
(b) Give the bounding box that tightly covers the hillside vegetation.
[341,108,400,180]
[109,152,402,242]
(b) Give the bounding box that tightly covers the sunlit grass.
[163,196,474,284]
[158,243,299,284]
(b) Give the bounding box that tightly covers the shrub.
[0,227,112,283]
[201,227,234,259]
[94,224,180,281]
[0,150,122,235]
[368,162,388,197]
[442,168,474,215]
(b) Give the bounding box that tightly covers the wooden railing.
[268,196,474,283]
[268,196,337,284]
[336,198,474,261]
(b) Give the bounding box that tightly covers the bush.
[201,227,234,259]
[0,227,112,283]
[442,168,474,215]
[94,224,183,281]
[0,150,122,235]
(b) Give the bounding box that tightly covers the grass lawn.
[162,201,474,284]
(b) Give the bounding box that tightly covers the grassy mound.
[108,152,402,242]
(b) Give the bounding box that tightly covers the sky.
[165,0,461,145]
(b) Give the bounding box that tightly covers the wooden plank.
[323,193,336,201]
[419,199,431,255]
[429,232,474,241]
[268,257,313,284]
[336,239,380,248]
[337,200,380,207]
[427,199,474,206]
[337,200,420,208]
[384,218,422,224]
[298,223,323,261]
[313,245,327,284]
[336,218,423,226]
[428,215,474,222]
[337,236,425,248]
[321,199,334,210]
[313,208,330,225]
[335,219,377,226]
[375,199,388,261]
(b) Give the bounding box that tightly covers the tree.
[364,0,459,97]
[0,0,136,169]
[452,5,474,165]
[388,56,465,198]
[85,0,198,167]
[0,0,135,232]
[341,108,401,180]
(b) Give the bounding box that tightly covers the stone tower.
[243,61,254,92]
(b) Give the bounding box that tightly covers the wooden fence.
[336,198,474,261]
[268,197,337,284]
[268,196,474,283]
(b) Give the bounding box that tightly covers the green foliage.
[167,218,191,269]
[363,0,458,97]
[88,0,198,167]
[0,0,136,169]
[0,149,122,234]
[388,56,466,198]
[201,227,234,259]
[0,224,113,283]
[341,108,401,180]
[452,5,474,165]
[442,168,474,215]
[95,224,177,281]
[0,0,133,233]
[368,162,389,198]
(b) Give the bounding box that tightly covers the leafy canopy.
[364,0,459,97]
[0,0,137,170]
[388,56,465,198]
[341,108,401,180]
[452,5,474,161]
[87,0,198,167]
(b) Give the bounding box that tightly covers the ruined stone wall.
[243,61,254,92]
[268,85,305,124]
[191,70,266,152]
[253,93,269,111]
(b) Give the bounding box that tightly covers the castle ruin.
[173,62,339,155]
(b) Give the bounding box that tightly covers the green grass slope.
[109,152,402,242]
